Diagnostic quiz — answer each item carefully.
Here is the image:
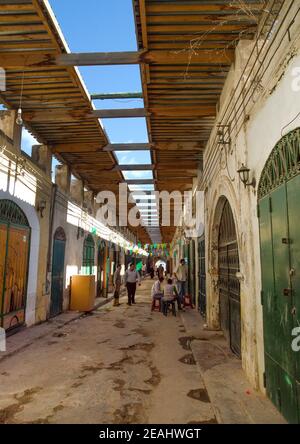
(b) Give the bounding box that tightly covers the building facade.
[201,4,300,423]
[0,111,137,333]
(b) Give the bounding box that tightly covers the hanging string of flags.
[122,240,187,257]
[90,224,187,256]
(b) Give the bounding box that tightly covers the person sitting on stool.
[151,276,164,309]
[162,278,182,315]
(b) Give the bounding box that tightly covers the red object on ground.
[183,294,194,309]
[151,298,161,312]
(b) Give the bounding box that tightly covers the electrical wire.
[215,3,300,177]
[203,0,284,176]
[281,111,300,137]
[203,0,292,185]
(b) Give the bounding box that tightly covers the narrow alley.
[0,278,284,425]
[0,279,215,425]
[0,0,299,427]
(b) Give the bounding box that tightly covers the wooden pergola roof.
[0,0,151,244]
[0,0,266,244]
[133,0,265,242]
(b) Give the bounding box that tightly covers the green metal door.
[105,246,110,297]
[287,174,300,423]
[198,235,206,317]
[258,128,300,423]
[50,228,66,318]
[83,234,95,276]
[188,240,196,304]
[97,241,105,297]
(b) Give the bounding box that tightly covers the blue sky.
[22,0,150,167]
[49,0,149,150]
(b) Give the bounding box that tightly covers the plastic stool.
[151,298,161,312]
[165,300,176,317]
[183,294,194,309]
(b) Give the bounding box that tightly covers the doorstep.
[0,294,116,364]
[180,309,286,424]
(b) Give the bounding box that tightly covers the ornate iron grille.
[258,128,300,200]
[198,236,206,318]
[218,200,241,357]
[0,200,29,227]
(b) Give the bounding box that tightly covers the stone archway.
[207,194,241,357]
[0,200,31,331]
[218,199,241,357]
[0,191,40,328]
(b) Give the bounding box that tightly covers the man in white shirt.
[125,263,141,305]
[151,277,164,300]
[174,259,188,304]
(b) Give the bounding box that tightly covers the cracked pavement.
[0,279,216,424]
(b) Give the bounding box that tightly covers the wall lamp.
[37,199,47,218]
[77,226,84,240]
[237,164,256,188]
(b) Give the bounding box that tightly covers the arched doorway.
[258,128,300,423]
[198,234,206,318]
[0,199,30,332]
[50,227,66,318]
[218,199,241,357]
[83,234,95,276]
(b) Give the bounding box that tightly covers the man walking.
[174,259,188,304]
[125,263,141,306]
[113,264,122,307]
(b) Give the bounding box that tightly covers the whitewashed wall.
[203,5,300,391]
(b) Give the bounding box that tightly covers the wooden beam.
[52,143,104,153]
[122,179,155,185]
[103,143,153,151]
[92,106,216,119]
[91,92,143,100]
[0,49,234,69]
[154,141,204,151]
[23,110,90,123]
[113,164,154,171]
[24,108,152,122]
[93,108,148,119]
[59,49,235,66]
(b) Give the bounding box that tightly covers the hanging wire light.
[16,69,25,126]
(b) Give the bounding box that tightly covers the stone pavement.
[0,278,285,424]
[180,310,286,424]
[0,279,215,424]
